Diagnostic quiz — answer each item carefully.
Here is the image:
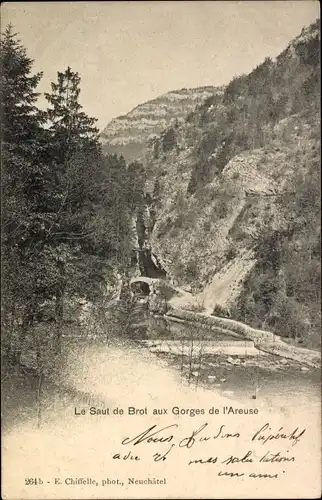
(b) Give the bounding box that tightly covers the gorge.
[100,19,320,355]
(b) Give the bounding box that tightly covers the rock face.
[100,86,223,161]
[100,20,320,346]
[140,20,320,306]
[146,111,318,295]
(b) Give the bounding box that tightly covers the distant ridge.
[100,86,224,161]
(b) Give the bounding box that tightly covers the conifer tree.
[44,67,99,160]
[1,25,45,365]
[43,67,109,352]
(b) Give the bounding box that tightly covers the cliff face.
[145,20,320,345]
[101,20,320,345]
[100,86,223,161]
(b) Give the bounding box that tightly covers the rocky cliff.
[100,86,223,161]
[102,20,321,346]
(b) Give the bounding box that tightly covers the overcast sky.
[2,1,320,130]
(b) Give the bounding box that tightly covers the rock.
[300,366,309,372]
[222,390,234,397]
[220,378,226,383]
[192,371,199,377]
[227,356,241,366]
[279,358,288,365]
[208,375,217,380]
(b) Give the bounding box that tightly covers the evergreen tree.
[44,67,99,161]
[42,67,104,352]
[43,67,140,352]
[1,24,44,150]
[1,34,145,361]
[1,25,45,365]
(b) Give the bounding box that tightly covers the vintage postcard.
[1,1,321,499]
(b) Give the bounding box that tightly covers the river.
[2,337,320,431]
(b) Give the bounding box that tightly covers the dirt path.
[168,249,256,313]
[199,249,255,312]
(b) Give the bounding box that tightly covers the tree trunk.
[36,371,44,429]
[14,345,22,374]
[55,289,64,355]
[15,311,33,374]
[55,260,65,355]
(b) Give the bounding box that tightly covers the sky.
[2,1,320,130]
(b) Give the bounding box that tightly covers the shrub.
[211,304,231,318]
[182,300,205,313]
[161,127,177,152]
[212,199,228,220]
[226,247,237,261]
[184,260,200,281]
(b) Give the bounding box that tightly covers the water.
[143,341,321,410]
[2,337,320,431]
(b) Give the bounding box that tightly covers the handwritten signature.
[122,422,241,449]
[122,421,305,450]
[251,423,305,446]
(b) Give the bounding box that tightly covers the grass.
[181,299,206,313]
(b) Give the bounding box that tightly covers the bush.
[184,260,200,281]
[226,247,237,261]
[161,127,177,152]
[212,199,229,220]
[211,304,231,318]
[182,300,205,313]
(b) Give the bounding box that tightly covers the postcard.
[1,1,321,499]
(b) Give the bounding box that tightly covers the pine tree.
[43,67,110,352]
[44,67,99,161]
[1,25,45,366]
[1,38,141,360]
[1,24,44,149]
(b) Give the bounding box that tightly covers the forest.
[1,19,321,387]
[1,25,145,374]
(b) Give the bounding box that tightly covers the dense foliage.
[186,22,320,194]
[234,155,321,346]
[1,25,143,365]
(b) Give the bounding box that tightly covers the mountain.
[100,86,223,161]
[105,20,320,347]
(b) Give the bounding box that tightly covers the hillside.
[134,20,320,347]
[100,86,223,161]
